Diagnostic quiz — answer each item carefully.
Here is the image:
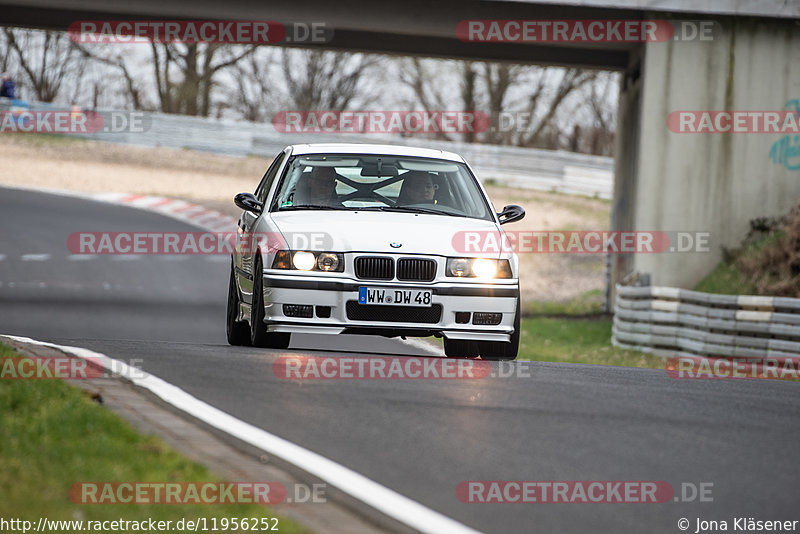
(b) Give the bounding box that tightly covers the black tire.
[443,338,479,358]
[480,298,520,361]
[227,264,251,346]
[250,256,292,349]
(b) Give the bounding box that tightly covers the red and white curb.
[90,192,237,232]
[3,185,237,232]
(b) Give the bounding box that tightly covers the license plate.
[358,287,432,307]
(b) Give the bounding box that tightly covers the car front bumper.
[260,273,518,342]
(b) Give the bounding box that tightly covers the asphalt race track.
[2,187,799,534]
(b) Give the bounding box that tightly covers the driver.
[298,166,343,206]
[397,171,437,205]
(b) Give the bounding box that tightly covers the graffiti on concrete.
[769,99,800,170]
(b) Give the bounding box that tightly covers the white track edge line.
[1,334,483,534]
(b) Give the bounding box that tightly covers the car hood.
[269,211,504,257]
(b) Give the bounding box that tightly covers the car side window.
[255,152,287,204]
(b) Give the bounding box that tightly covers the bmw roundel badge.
[390,242,402,248]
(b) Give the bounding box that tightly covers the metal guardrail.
[612,285,800,361]
[1,97,614,199]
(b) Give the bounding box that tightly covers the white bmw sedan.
[227,143,525,360]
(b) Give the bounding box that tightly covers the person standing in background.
[0,74,17,99]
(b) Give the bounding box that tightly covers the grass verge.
[694,230,786,295]
[694,207,800,297]
[693,259,757,295]
[430,309,663,369]
[1,132,89,147]
[525,289,605,316]
[0,343,306,533]
[517,317,664,368]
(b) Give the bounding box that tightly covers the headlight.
[446,258,512,279]
[472,259,497,279]
[271,251,344,272]
[448,258,471,277]
[317,253,340,271]
[292,251,316,271]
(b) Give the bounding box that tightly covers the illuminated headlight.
[446,258,512,279]
[472,259,497,279]
[292,251,316,271]
[272,251,344,272]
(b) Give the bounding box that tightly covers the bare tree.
[482,62,522,144]
[151,43,259,116]
[3,28,87,102]
[402,58,587,147]
[73,39,263,114]
[280,48,378,112]
[460,61,479,143]
[400,57,454,141]
[461,61,478,143]
[372,55,605,150]
[513,68,597,148]
[72,43,150,110]
[0,31,12,74]
[224,48,277,121]
[402,58,447,113]
[583,71,617,155]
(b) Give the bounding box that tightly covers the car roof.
[287,143,465,163]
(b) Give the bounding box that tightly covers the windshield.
[270,153,494,221]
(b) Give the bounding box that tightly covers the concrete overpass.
[2,0,799,289]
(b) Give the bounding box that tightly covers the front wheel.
[227,264,251,346]
[479,299,520,361]
[250,256,292,349]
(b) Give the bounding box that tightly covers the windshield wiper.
[368,206,464,217]
[278,204,349,211]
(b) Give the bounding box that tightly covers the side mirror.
[234,192,263,214]
[497,204,525,225]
